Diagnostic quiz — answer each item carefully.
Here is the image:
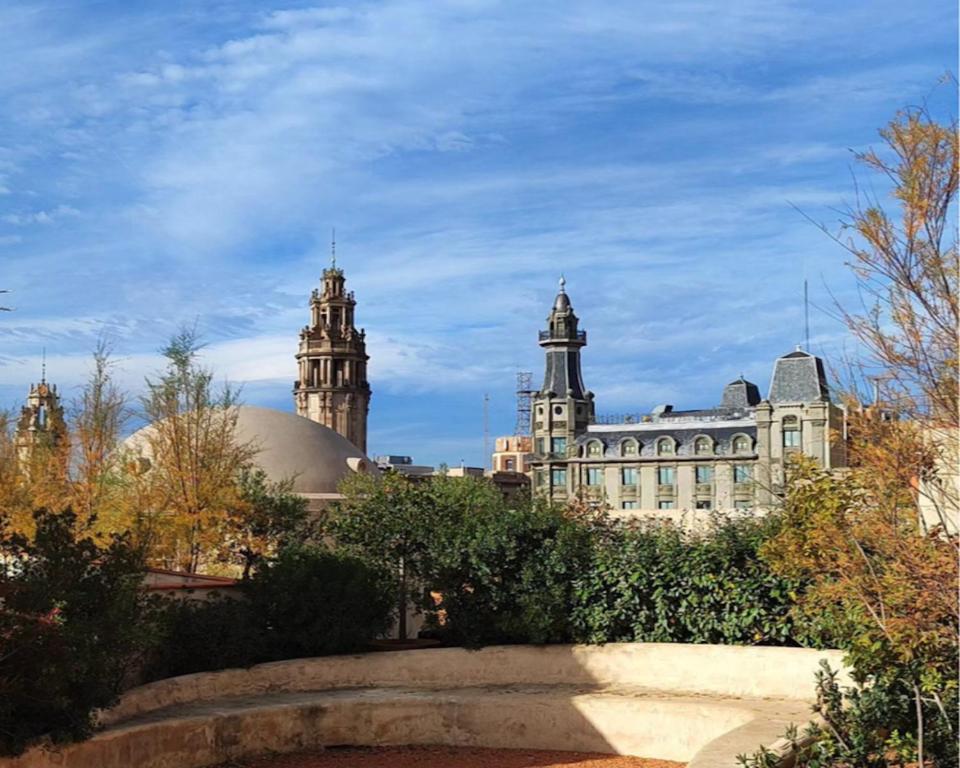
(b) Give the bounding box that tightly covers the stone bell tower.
[294,247,371,453]
[15,367,67,465]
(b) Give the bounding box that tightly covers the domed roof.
[124,405,375,502]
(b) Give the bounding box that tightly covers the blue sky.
[0,1,955,467]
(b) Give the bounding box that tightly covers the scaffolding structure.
[515,371,534,436]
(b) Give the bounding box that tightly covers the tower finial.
[41,347,46,384]
[558,274,566,292]
[331,227,337,269]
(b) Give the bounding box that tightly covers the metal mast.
[515,371,533,436]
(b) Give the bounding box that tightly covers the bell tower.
[531,277,594,497]
[16,367,67,465]
[294,246,371,453]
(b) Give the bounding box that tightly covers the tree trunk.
[913,682,924,768]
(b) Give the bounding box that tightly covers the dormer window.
[732,435,752,454]
[656,437,675,456]
[621,438,639,456]
[694,436,713,455]
[587,440,603,458]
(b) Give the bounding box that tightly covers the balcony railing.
[695,483,713,495]
[538,330,587,342]
[657,484,676,495]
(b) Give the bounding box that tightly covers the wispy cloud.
[0,0,954,464]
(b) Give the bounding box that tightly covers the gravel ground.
[219,745,684,768]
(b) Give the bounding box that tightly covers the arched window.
[587,440,603,458]
[694,436,713,456]
[621,438,639,457]
[732,434,752,454]
[656,437,675,456]
[782,416,801,449]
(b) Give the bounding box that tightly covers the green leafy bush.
[0,509,152,756]
[336,473,806,648]
[570,515,808,646]
[427,500,596,645]
[246,545,394,659]
[144,596,266,680]
[146,546,394,680]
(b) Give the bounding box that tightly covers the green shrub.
[0,509,152,757]
[246,545,394,659]
[427,501,596,645]
[146,546,394,681]
[570,515,809,646]
[144,596,266,680]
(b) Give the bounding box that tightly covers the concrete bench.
[1,644,849,768]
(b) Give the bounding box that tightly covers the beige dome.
[124,405,375,504]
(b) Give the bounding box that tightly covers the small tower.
[15,371,67,465]
[531,277,594,497]
[294,249,371,453]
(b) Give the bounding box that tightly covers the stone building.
[491,435,533,474]
[15,376,66,464]
[530,280,847,523]
[294,257,371,453]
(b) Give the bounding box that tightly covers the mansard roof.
[768,348,830,403]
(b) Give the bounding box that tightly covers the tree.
[332,471,437,639]
[825,98,958,530]
[222,466,311,579]
[0,508,153,756]
[69,339,131,535]
[760,97,959,768]
[138,328,256,572]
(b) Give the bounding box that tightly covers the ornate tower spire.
[15,364,66,465]
[293,252,371,453]
[531,278,594,498]
[538,275,588,400]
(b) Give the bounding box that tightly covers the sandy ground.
[219,745,685,768]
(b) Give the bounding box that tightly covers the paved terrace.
[1,644,849,768]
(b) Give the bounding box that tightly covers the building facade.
[294,260,371,453]
[530,280,846,523]
[491,435,534,474]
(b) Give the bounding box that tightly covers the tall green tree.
[138,327,255,572]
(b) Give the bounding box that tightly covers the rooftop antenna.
[804,279,810,351]
[331,227,337,269]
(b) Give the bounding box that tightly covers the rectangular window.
[657,466,675,485]
[620,467,638,485]
[586,467,603,486]
[535,437,545,455]
[695,500,712,510]
[551,467,567,487]
[535,470,545,486]
[695,465,713,484]
[734,464,752,483]
[734,500,751,510]
[657,500,675,510]
[621,501,638,510]
[551,437,567,455]
[783,429,801,448]
[505,458,515,471]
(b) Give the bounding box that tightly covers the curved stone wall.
[2,644,850,768]
[104,643,848,726]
